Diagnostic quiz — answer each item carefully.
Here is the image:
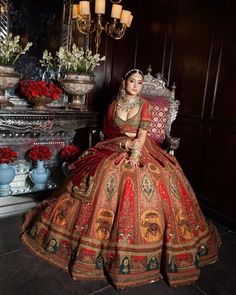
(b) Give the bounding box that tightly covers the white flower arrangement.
[40,44,106,76]
[0,33,33,66]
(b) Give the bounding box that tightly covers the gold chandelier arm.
[94,14,104,53]
[75,16,95,35]
[72,0,132,53]
[105,20,127,40]
[110,0,122,4]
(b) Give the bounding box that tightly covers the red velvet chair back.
[141,66,180,146]
[141,94,170,145]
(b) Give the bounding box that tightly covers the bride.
[21,68,220,289]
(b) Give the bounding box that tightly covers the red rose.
[27,145,52,161]
[20,80,62,102]
[0,147,17,164]
[60,145,80,162]
[31,90,39,97]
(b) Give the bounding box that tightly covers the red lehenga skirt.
[20,136,220,289]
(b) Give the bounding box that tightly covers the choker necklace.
[117,96,141,112]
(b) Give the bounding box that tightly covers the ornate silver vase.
[0,65,20,109]
[61,74,95,111]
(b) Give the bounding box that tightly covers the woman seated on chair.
[21,69,220,289]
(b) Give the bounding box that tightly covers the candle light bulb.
[120,10,131,26]
[95,0,106,14]
[72,4,80,18]
[80,1,90,15]
[111,4,122,19]
[127,14,133,27]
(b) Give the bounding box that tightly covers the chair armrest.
[99,130,105,141]
[165,135,180,155]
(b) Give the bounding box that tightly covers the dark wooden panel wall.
[96,0,236,228]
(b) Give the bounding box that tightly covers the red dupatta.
[103,101,124,139]
[70,102,121,186]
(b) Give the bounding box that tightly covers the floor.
[0,214,235,295]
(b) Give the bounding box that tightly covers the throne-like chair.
[141,65,180,154]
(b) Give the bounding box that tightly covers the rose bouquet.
[0,147,17,164]
[20,80,62,102]
[60,145,80,163]
[27,145,52,161]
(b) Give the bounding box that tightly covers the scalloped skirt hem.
[21,232,219,290]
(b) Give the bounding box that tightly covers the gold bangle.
[130,149,141,159]
[125,140,130,150]
[119,139,129,150]
[133,140,141,151]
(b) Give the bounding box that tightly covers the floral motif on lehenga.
[141,175,155,201]
[105,173,117,200]
[169,176,181,199]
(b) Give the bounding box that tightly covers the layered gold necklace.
[117,96,141,112]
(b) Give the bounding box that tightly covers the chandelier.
[72,0,133,53]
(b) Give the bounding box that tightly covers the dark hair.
[123,69,144,80]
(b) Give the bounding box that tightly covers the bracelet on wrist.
[133,140,141,151]
[119,139,130,151]
[130,149,141,159]
[125,140,130,150]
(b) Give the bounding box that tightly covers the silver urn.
[0,65,20,109]
[61,73,95,111]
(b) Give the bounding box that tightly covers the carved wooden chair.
[141,65,180,154]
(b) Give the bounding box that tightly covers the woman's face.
[125,72,143,96]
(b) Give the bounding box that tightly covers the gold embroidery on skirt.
[52,196,74,227]
[176,209,193,240]
[141,210,163,242]
[147,163,160,174]
[141,175,155,201]
[95,209,114,240]
[72,175,95,202]
[105,173,117,200]
[169,176,181,199]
